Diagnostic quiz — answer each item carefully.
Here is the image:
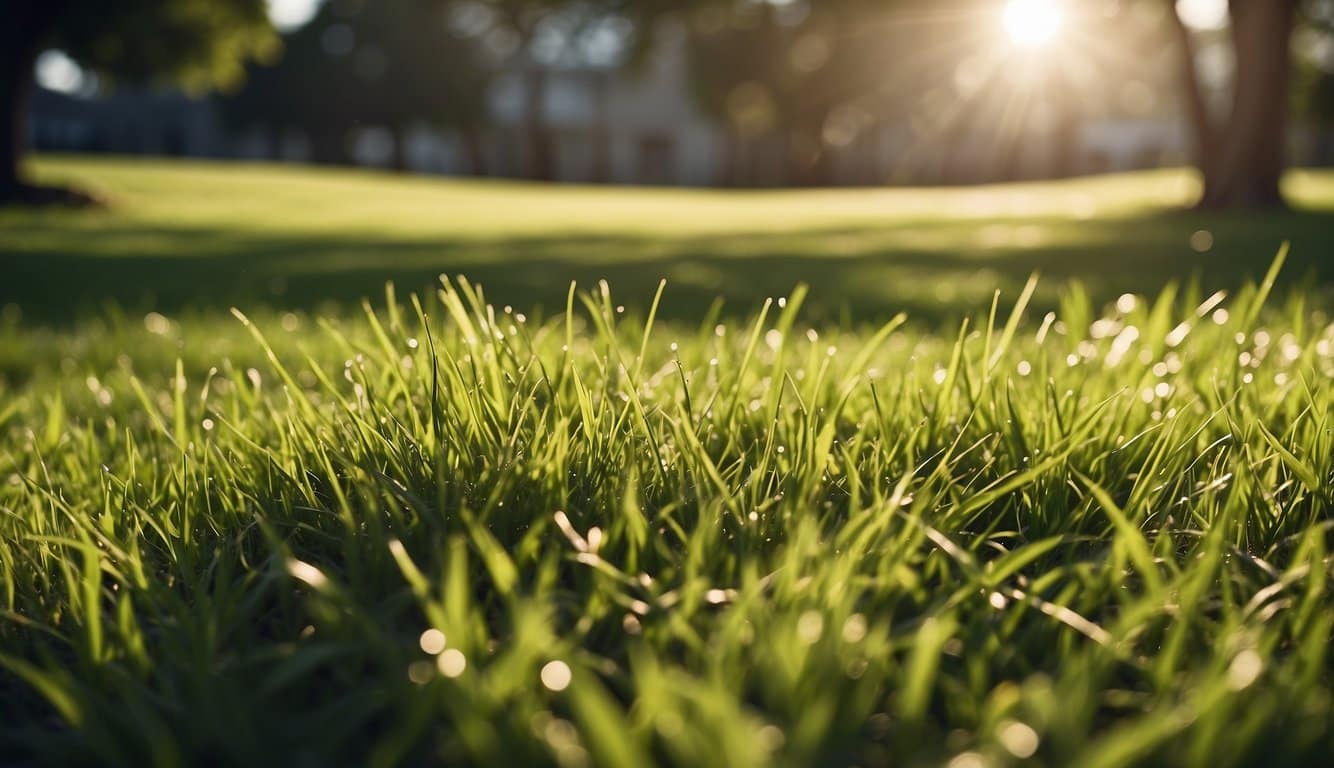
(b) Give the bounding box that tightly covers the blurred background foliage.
[5,1,1334,205]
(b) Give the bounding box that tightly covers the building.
[31,87,224,158]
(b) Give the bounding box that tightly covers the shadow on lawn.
[3,207,1332,325]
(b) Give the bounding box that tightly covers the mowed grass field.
[3,155,1334,320]
[1,158,1333,766]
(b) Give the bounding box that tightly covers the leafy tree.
[1162,0,1334,208]
[457,0,671,180]
[679,0,1321,204]
[1166,0,1300,208]
[224,0,490,171]
[683,0,941,187]
[2,0,276,204]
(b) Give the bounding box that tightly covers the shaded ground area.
[3,156,1333,322]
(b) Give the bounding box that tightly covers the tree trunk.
[1049,110,1078,179]
[786,108,833,187]
[523,67,554,181]
[0,24,42,203]
[1044,67,1079,179]
[391,124,410,172]
[590,70,611,184]
[310,129,350,166]
[461,125,487,176]
[719,130,739,187]
[0,51,34,202]
[1167,1,1218,178]
[1,0,96,205]
[1185,0,1297,210]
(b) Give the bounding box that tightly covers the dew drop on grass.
[286,560,328,589]
[407,661,435,685]
[419,628,446,655]
[144,312,172,335]
[1228,649,1263,690]
[997,720,1040,758]
[1090,318,1120,339]
[541,660,572,691]
[797,611,824,644]
[438,649,467,678]
[1196,289,1228,316]
[1035,312,1056,345]
[947,751,988,768]
[655,712,684,739]
[1165,321,1191,347]
[758,725,785,751]
[842,613,868,643]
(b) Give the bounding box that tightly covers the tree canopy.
[3,0,276,201]
[224,0,489,169]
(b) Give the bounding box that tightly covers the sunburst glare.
[1003,0,1062,48]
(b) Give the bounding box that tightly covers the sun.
[1003,0,1062,48]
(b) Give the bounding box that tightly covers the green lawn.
[3,155,1333,320]
[1,158,1333,766]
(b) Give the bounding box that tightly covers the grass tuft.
[1,257,1332,766]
